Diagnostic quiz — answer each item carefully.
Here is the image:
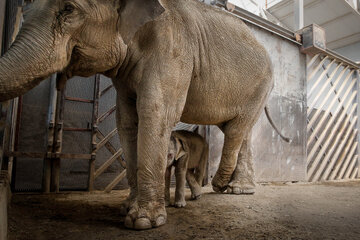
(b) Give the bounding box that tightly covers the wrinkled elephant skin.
[0,0,273,229]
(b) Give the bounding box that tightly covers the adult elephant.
[0,0,273,230]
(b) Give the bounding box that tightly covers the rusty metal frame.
[6,74,127,193]
[91,79,127,193]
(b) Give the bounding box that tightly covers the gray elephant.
[165,130,208,208]
[0,0,276,230]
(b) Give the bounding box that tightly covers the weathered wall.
[208,23,307,182]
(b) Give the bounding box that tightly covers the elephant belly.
[180,81,265,126]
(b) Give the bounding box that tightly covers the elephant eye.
[63,3,75,13]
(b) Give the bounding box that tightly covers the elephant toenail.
[212,185,221,192]
[134,218,152,230]
[124,215,134,229]
[232,187,241,195]
[154,215,166,227]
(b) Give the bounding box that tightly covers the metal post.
[43,74,57,193]
[294,0,304,30]
[88,74,100,191]
[51,77,65,193]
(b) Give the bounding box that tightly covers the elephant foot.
[174,199,186,208]
[227,178,256,195]
[124,201,167,230]
[191,187,202,200]
[120,195,137,216]
[191,193,201,200]
[211,173,230,193]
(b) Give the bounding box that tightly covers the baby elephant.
[165,130,209,208]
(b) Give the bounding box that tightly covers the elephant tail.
[264,106,291,143]
[195,140,209,186]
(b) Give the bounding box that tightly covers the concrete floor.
[8,180,360,240]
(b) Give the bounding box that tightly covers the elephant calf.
[165,130,209,208]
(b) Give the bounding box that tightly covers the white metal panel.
[268,0,360,49]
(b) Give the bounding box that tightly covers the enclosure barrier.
[306,52,360,182]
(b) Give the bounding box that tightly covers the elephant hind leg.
[186,169,202,200]
[227,132,256,195]
[211,118,249,193]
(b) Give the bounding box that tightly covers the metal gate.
[306,52,360,181]
[8,74,126,192]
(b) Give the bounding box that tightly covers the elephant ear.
[118,0,165,44]
[174,137,187,161]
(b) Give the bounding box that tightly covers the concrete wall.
[208,22,307,182]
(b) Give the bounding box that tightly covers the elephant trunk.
[0,18,66,102]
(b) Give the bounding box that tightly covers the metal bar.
[310,117,358,181]
[307,100,357,166]
[64,96,94,104]
[94,149,123,179]
[307,73,355,142]
[337,148,358,180]
[321,129,357,181]
[308,59,337,96]
[97,105,116,124]
[44,74,58,193]
[307,103,357,172]
[104,169,127,193]
[294,0,304,30]
[7,97,19,182]
[307,85,357,154]
[307,69,354,136]
[215,1,301,45]
[95,129,118,152]
[96,130,126,168]
[89,74,100,192]
[350,167,358,179]
[307,53,320,70]
[5,151,45,158]
[10,95,23,192]
[5,151,92,160]
[307,63,343,110]
[100,84,114,97]
[63,128,92,132]
[307,56,329,82]
[330,140,357,180]
[51,83,66,193]
[344,155,358,179]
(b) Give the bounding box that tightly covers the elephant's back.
[173,1,272,125]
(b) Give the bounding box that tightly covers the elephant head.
[0,0,164,101]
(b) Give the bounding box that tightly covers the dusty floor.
[9,180,360,240]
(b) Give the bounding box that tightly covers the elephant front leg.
[227,133,256,194]
[116,96,138,215]
[124,106,175,230]
[174,157,188,208]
